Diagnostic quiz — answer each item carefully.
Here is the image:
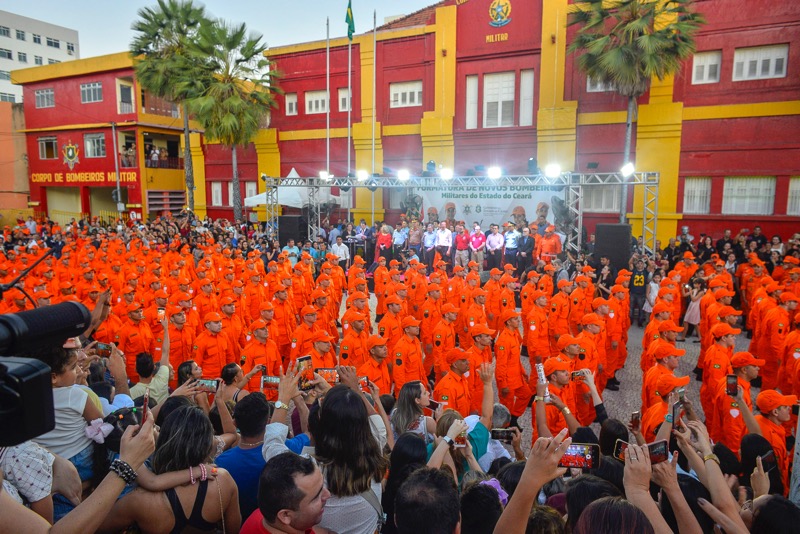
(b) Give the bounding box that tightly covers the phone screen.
[571,371,584,381]
[630,411,641,431]
[316,368,339,386]
[157,307,165,321]
[726,375,738,397]
[491,428,515,443]
[261,375,280,389]
[358,376,370,393]
[671,401,683,429]
[648,440,669,464]
[760,450,777,473]
[296,357,314,391]
[96,342,113,358]
[558,443,599,469]
[197,378,219,392]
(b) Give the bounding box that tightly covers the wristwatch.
[442,436,455,446]
[274,400,289,410]
[561,407,571,416]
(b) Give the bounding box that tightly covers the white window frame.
[0,27,9,38]
[17,52,27,63]
[38,137,58,159]
[16,30,25,41]
[67,42,75,53]
[733,44,788,81]
[34,55,42,65]
[0,70,9,81]
[48,59,60,65]
[0,49,11,60]
[682,177,712,214]
[587,77,614,92]
[80,82,103,104]
[483,72,515,128]
[35,88,54,108]
[245,181,258,199]
[0,93,14,103]
[84,133,106,158]
[227,182,234,207]
[692,51,722,84]
[46,37,60,48]
[285,93,297,115]
[390,81,423,109]
[211,182,222,206]
[338,87,351,112]
[465,75,478,130]
[787,177,800,216]
[519,69,535,127]
[32,34,41,44]
[721,176,775,215]
[582,185,621,213]
[304,90,328,115]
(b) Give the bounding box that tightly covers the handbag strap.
[360,487,386,531]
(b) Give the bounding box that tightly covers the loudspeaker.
[277,215,307,245]
[594,224,632,272]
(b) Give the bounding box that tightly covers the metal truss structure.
[262,172,659,255]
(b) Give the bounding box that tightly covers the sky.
[2,0,438,59]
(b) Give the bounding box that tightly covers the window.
[35,88,54,108]
[587,77,614,92]
[227,182,234,206]
[519,69,535,127]
[483,72,514,128]
[34,55,42,65]
[33,34,41,44]
[338,87,350,112]
[733,44,788,81]
[119,83,134,113]
[81,82,103,103]
[285,93,297,115]
[582,185,621,213]
[0,93,14,103]
[16,30,25,41]
[67,43,75,53]
[390,81,422,108]
[692,51,722,84]
[48,59,60,64]
[84,133,106,158]
[17,52,27,63]
[304,90,328,114]
[0,27,9,38]
[682,177,712,214]
[211,182,222,206]
[46,37,60,48]
[38,137,58,159]
[722,176,775,215]
[245,181,258,199]
[0,70,9,81]
[0,49,11,60]
[465,75,478,130]
[787,177,800,216]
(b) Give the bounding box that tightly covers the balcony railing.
[145,156,184,170]
[120,152,137,168]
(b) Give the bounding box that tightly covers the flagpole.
[371,9,376,223]
[326,17,330,178]
[347,40,352,181]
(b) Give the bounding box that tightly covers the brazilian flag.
[346,0,355,41]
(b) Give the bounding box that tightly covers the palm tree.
[568,0,704,222]
[130,0,211,212]
[185,20,277,221]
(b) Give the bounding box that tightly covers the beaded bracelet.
[200,464,207,482]
[109,459,138,484]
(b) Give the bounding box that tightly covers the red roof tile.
[377,1,444,31]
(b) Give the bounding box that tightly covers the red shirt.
[455,232,470,250]
[470,233,486,250]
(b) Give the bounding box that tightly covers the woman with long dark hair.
[390,381,437,443]
[98,405,241,533]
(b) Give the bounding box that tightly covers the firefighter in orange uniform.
[641,343,686,413]
[239,319,282,397]
[754,390,797,494]
[340,312,368,369]
[495,309,531,429]
[378,295,405,355]
[194,312,236,380]
[465,325,494,414]
[166,305,196,388]
[392,316,427,393]
[758,292,798,390]
[433,348,472,417]
[430,303,458,379]
[710,352,762,453]
[308,330,337,369]
[115,302,156,381]
[357,335,392,396]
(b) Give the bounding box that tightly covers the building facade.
[253,0,800,243]
[0,11,79,103]
[12,53,191,222]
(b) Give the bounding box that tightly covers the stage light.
[487,166,502,179]
[527,158,538,174]
[440,168,454,180]
[398,169,410,181]
[621,162,635,178]
[319,171,331,180]
[357,170,369,181]
[426,160,436,173]
[544,163,561,179]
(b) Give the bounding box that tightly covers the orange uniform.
[433,371,471,417]
[115,320,156,381]
[340,329,368,369]
[240,338,282,396]
[525,304,551,359]
[495,326,531,417]
[392,333,426,392]
[430,318,457,378]
[194,330,236,379]
[358,356,392,396]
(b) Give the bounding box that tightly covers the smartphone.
[140,389,150,426]
[558,443,599,469]
[316,368,340,386]
[454,429,468,448]
[726,374,738,397]
[96,342,113,358]
[296,356,314,391]
[157,307,165,321]
[358,376,370,393]
[613,439,669,464]
[760,450,777,473]
[571,371,585,381]
[630,411,641,432]
[428,399,443,411]
[197,378,219,392]
[491,428,515,443]
[260,365,267,377]
[671,400,684,429]
[261,375,280,390]
[677,387,686,402]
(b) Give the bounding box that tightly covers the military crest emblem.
[62,141,80,170]
[489,0,512,28]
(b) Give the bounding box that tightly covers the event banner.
[404,184,573,234]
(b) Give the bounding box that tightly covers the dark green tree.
[185,20,277,221]
[130,0,211,211]
[568,0,704,221]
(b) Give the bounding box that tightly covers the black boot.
[509,416,520,430]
